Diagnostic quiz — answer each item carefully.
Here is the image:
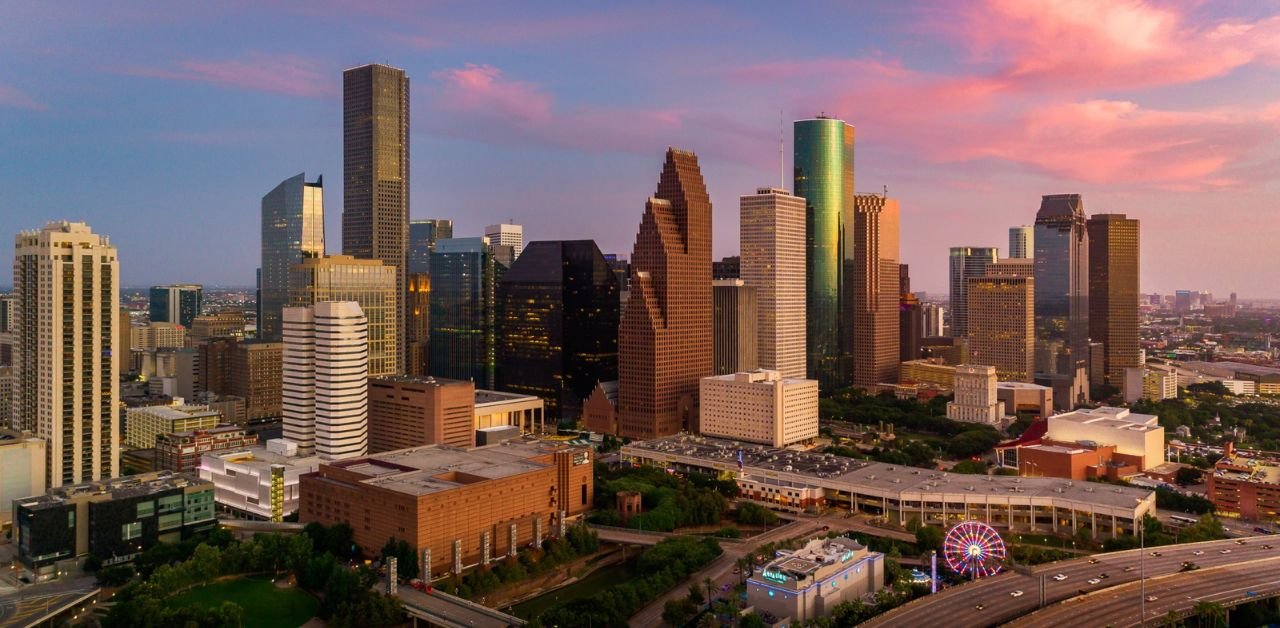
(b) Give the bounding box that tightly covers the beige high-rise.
[966,275,1035,382]
[290,255,399,377]
[13,221,119,488]
[740,188,806,379]
[850,194,900,388]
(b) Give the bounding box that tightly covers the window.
[137,501,155,518]
[122,522,142,540]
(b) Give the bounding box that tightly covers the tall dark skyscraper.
[1034,194,1090,387]
[617,149,712,439]
[496,240,620,422]
[408,219,453,274]
[343,63,409,372]
[428,238,502,389]
[948,247,998,338]
[794,116,854,392]
[149,284,203,329]
[259,173,324,341]
[405,219,451,375]
[1087,213,1141,387]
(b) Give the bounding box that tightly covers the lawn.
[166,576,320,628]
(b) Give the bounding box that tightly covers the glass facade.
[794,117,854,392]
[1033,194,1089,376]
[408,219,453,274]
[289,256,398,377]
[259,173,324,341]
[149,284,203,329]
[948,247,998,338]
[429,238,503,389]
[497,240,620,421]
[1087,214,1141,386]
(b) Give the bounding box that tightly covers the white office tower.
[283,302,369,460]
[699,370,819,447]
[1008,225,1034,259]
[946,364,1003,425]
[740,188,807,379]
[484,223,524,260]
[13,221,120,488]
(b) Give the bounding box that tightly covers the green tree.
[687,582,706,606]
[915,525,945,551]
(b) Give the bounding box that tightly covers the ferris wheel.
[942,521,1007,579]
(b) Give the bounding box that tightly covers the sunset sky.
[2,0,1279,296]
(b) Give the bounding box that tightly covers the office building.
[851,194,900,388]
[485,223,524,261]
[0,294,14,332]
[1087,214,1141,387]
[155,426,257,473]
[259,173,325,341]
[997,382,1054,418]
[115,307,130,375]
[368,376,475,452]
[712,280,758,375]
[495,240,619,421]
[282,302,368,460]
[748,537,884,626]
[1207,447,1280,520]
[298,440,593,577]
[228,341,282,421]
[1009,225,1034,259]
[474,388,545,434]
[408,219,453,274]
[922,303,945,337]
[946,365,1003,425]
[290,255,398,377]
[1142,368,1178,401]
[899,264,922,363]
[0,429,45,530]
[125,399,221,449]
[741,188,807,379]
[618,149,713,439]
[699,370,819,447]
[429,238,502,389]
[199,441,319,521]
[13,221,120,488]
[794,116,854,391]
[0,367,11,429]
[989,257,1034,278]
[1034,194,1089,377]
[948,246,998,338]
[131,322,187,352]
[899,359,956,391]
[13,472,215,580]
[712,256,740,280]
[966,275,1035,382]
[190,311,247,341]
[149,284,202,328]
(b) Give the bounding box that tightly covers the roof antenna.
[779,109,785,190]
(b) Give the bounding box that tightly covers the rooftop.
[475,388,541,406]
[15,471,208,511]
[997,381,1052,391]
[204,445,321,471]
[1049,407,1160,432]
[325,439,585,496]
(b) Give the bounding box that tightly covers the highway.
[864,534,1280,627]
[397,584,525,628]
[0,585,98,628]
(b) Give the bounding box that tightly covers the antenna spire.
[779,109,785,190]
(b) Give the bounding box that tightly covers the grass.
[166,576,320,628]
[509,558,635,619]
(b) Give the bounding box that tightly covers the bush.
[715,526,742,539]
[735,502,780,526]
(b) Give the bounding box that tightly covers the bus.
[1169,515,1199,527]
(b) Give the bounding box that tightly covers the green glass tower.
[794,117,854,392]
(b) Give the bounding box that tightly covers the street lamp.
[1137,499,1146,628]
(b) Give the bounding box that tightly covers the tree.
[740,613,767,628]
[663,598,696,627]
[915,525,945,551]
[381,537,418,581]
[1175,466,1204,486]
[687,582,705,606]
[1192,600,1227,628]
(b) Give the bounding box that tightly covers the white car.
[1147,595,1159,602]
[1053,574,1068,581]
[1192,550,1204,556]
[1010,590,1024,597]
[1220,549,1232,554]
[1087,578,1101,585]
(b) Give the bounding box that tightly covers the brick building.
[155,426,258,472]
[368,376,476,452]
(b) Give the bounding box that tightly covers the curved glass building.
[794,117,854,391]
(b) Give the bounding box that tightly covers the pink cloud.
[0,83,46,111]
[122,52,330,98]
[432,64,553,124]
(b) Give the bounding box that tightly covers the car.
[1088,558,1099,564]
[1180,562,1200,572]
[1236,539,1247,545]
[1087,578,1101,585]
[1220,549,1232,554]
[1053,574,1068,581]
[1150,551,1162,557]
[822,525,830,531]
[1192,550,1204,556]
[1123,566,1136,572]
[975,604,986,611]
[1010,590,1024,597]
[1264,545,1274,550]
[1099,573,1109,579]
[1147,595,1159,602]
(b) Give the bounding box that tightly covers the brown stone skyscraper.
[850,194,900,388]
[618,149,713,439]
[343,64,408,372]
[1087,213,1140,386]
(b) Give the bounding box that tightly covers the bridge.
[865,534,1280,627]
[396,584,526,627]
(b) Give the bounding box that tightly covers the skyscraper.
[408,219,453,274]
[794,116,854,391]
[485,223,524,261]
[496,240,619,421]
[289,255,398,377]
[712,280,758,375]
[741,187,806,379]
[13,222,119,488]
[1034,194,1089,377]
[282,301,368,460]
[899,264,922,363]
[429,237,502,389]
[966,275,1035,382]
[1009,226,1034,259]
[406,219,450,376]
[260,173,325,341]
[850,194,900,388]
[617,149,712,439]
[343,64,408,372]
[1087,214,1141,387]
[948,247,998,338]
[149,284,203,328]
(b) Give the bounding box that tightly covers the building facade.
[155,426,257,473]
[1034,194,1090,379]
[430,237,502,389]
[740,188,807,379]
[1009,225,1034,259]
[228,341,282,421]
[966,275,1035,382]
[712,280,758,376]
[699,370,819,447]
[946,365,1003,425]
[851,194,900,388]
[259,173,325,341]
[124,400,221,449]
[408,219,453,274]
[13,221,120,488]
[948,246,998,338]
[289,255,398,377]
[199,443,318,521]
[1087,213,1141,387]
[748,537,884,625]
[282,302,369,460]
[0,429,45,530]
[484,223,524,261]
[368,376,475,452]
[617,149,713,439]
[149,284,202,329]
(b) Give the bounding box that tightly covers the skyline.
[3,1,1280,295]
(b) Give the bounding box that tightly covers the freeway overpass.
[865,534,1280,627]
[396,584,526,627]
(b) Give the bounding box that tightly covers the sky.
[2,0,1279,296]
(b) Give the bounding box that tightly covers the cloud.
[0,83,46,111]
[122,52,330,98]
[432,64,553,124]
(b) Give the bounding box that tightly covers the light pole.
[1137,500,1146,627]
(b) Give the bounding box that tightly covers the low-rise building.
[945,365,1002,425]
[474,389,546,434]
[1046,407,1165,471]
[699,370,819,447]
[124,399,221,449]
[12,472,215,580]
[156,426,258,472]
[748,536,884,626]
[1207,446,1280,521]
[198,440,319,521]
[899,359,955,391]
[996,381,1053,418]
[0,429,45,531]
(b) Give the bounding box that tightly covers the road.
[864,534,1280,628]
[397,584,525,628]
[1009,557,1280,627]
[0,580,98,628]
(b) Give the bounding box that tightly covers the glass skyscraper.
[259,173,324,341]
[948,247,998,338]
[794,117,854,392]
[429,237,503,389]
[408,219,453,274]
[496,240,619,422]
[1034,194,1089,378]
[149,284,204,329]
